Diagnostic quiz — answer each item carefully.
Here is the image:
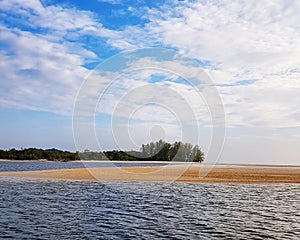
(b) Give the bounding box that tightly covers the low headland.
[0,140,204,162]
[1,140,299,183]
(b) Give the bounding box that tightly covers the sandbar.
[0,164,299,183]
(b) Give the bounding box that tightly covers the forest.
[0,148,80,161]
[0,140,204,162]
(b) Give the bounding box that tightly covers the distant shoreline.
[1,164,299,183]
[1,159,300,167]
[0,159,50,162]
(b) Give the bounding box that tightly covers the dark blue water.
[0,161,166,172]
[0,178,299,239]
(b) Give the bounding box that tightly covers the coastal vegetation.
[0,140,204,162]
[0,148,80,161]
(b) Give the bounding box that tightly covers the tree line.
[0,140,204,162]
[0,148,80,161]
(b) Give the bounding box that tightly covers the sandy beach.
[0,164,299,183]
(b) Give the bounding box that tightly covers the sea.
[0,162,299,239]
[0,161,166,172]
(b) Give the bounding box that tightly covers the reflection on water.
[0,178,299,239]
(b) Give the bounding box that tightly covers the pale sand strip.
[0,165,300,183]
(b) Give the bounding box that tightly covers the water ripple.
[0,179,299,239]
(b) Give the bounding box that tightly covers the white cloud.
[85,59,213,126]
[0,0,159,117]
[147,0,300,71]
[97,0,121,5]
[0,0,44,13]
[0,0,118,38]
[140,0,300,128]
[0,25,89,114]
[0,0,122,114]
[1,0,299,130]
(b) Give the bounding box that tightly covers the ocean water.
[0,161,166,172]
[0,178,299,239]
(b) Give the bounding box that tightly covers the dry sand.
[0,164,300,183]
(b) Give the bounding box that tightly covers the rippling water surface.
[0,178,299,239]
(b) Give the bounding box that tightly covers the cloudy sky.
[0,0,299,164]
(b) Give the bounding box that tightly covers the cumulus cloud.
[0,0,120,114]
[141,0,300,128]
[1,0,299,130]
[0,0,113,36]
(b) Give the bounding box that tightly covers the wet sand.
[0,164,300,183]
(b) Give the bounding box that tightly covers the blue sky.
[0,0,299,164]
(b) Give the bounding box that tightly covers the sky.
[0,0,299,165]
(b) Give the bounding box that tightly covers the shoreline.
[1,159,300,167]
[0,164,299,183]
